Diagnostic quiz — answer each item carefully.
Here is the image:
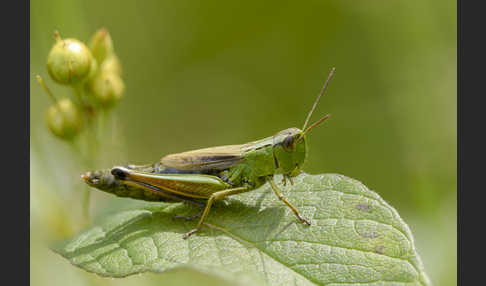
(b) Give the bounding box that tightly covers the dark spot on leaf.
[374,245,385,254]
[356,203,372,212]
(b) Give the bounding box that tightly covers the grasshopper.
[82,67,335,239]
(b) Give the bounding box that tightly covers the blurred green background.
[30,0,456,285]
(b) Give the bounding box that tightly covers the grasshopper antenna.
[302,67,335,131]
[300,113,331,139]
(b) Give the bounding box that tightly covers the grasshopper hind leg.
[183,186,250,239]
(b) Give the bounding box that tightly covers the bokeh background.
[30,0,456,285]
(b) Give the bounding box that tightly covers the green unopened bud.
[86,57,99,81]
[100,54,122,75]
[47,32,93,85]
[46,98,84,140]
[90,72,124,108]
[89,27,114,64]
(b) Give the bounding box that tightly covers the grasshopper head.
[272,115,331,177]
[272,128,308,177]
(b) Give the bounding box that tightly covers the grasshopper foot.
[298,216,311,226]
[183,229,199,240]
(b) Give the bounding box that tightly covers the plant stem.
[82,188,91,225]
[72,84,85,106]
[70,139,92,224]
[36,75,57,104]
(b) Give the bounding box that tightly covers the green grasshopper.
[82,67,335,239]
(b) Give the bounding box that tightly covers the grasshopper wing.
[161,144,245,171]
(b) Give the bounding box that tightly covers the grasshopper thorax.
[272,128,308,177]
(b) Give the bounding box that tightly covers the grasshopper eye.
[282,135,295,152]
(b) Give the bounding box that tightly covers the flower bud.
[47,33,93,85]
[86,57,99,82]
[89,28,114,64]
[46,98,84,140]
[100,54,122,76]
[90,72,125,108]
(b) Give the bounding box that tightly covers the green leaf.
[54,173,431,285]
